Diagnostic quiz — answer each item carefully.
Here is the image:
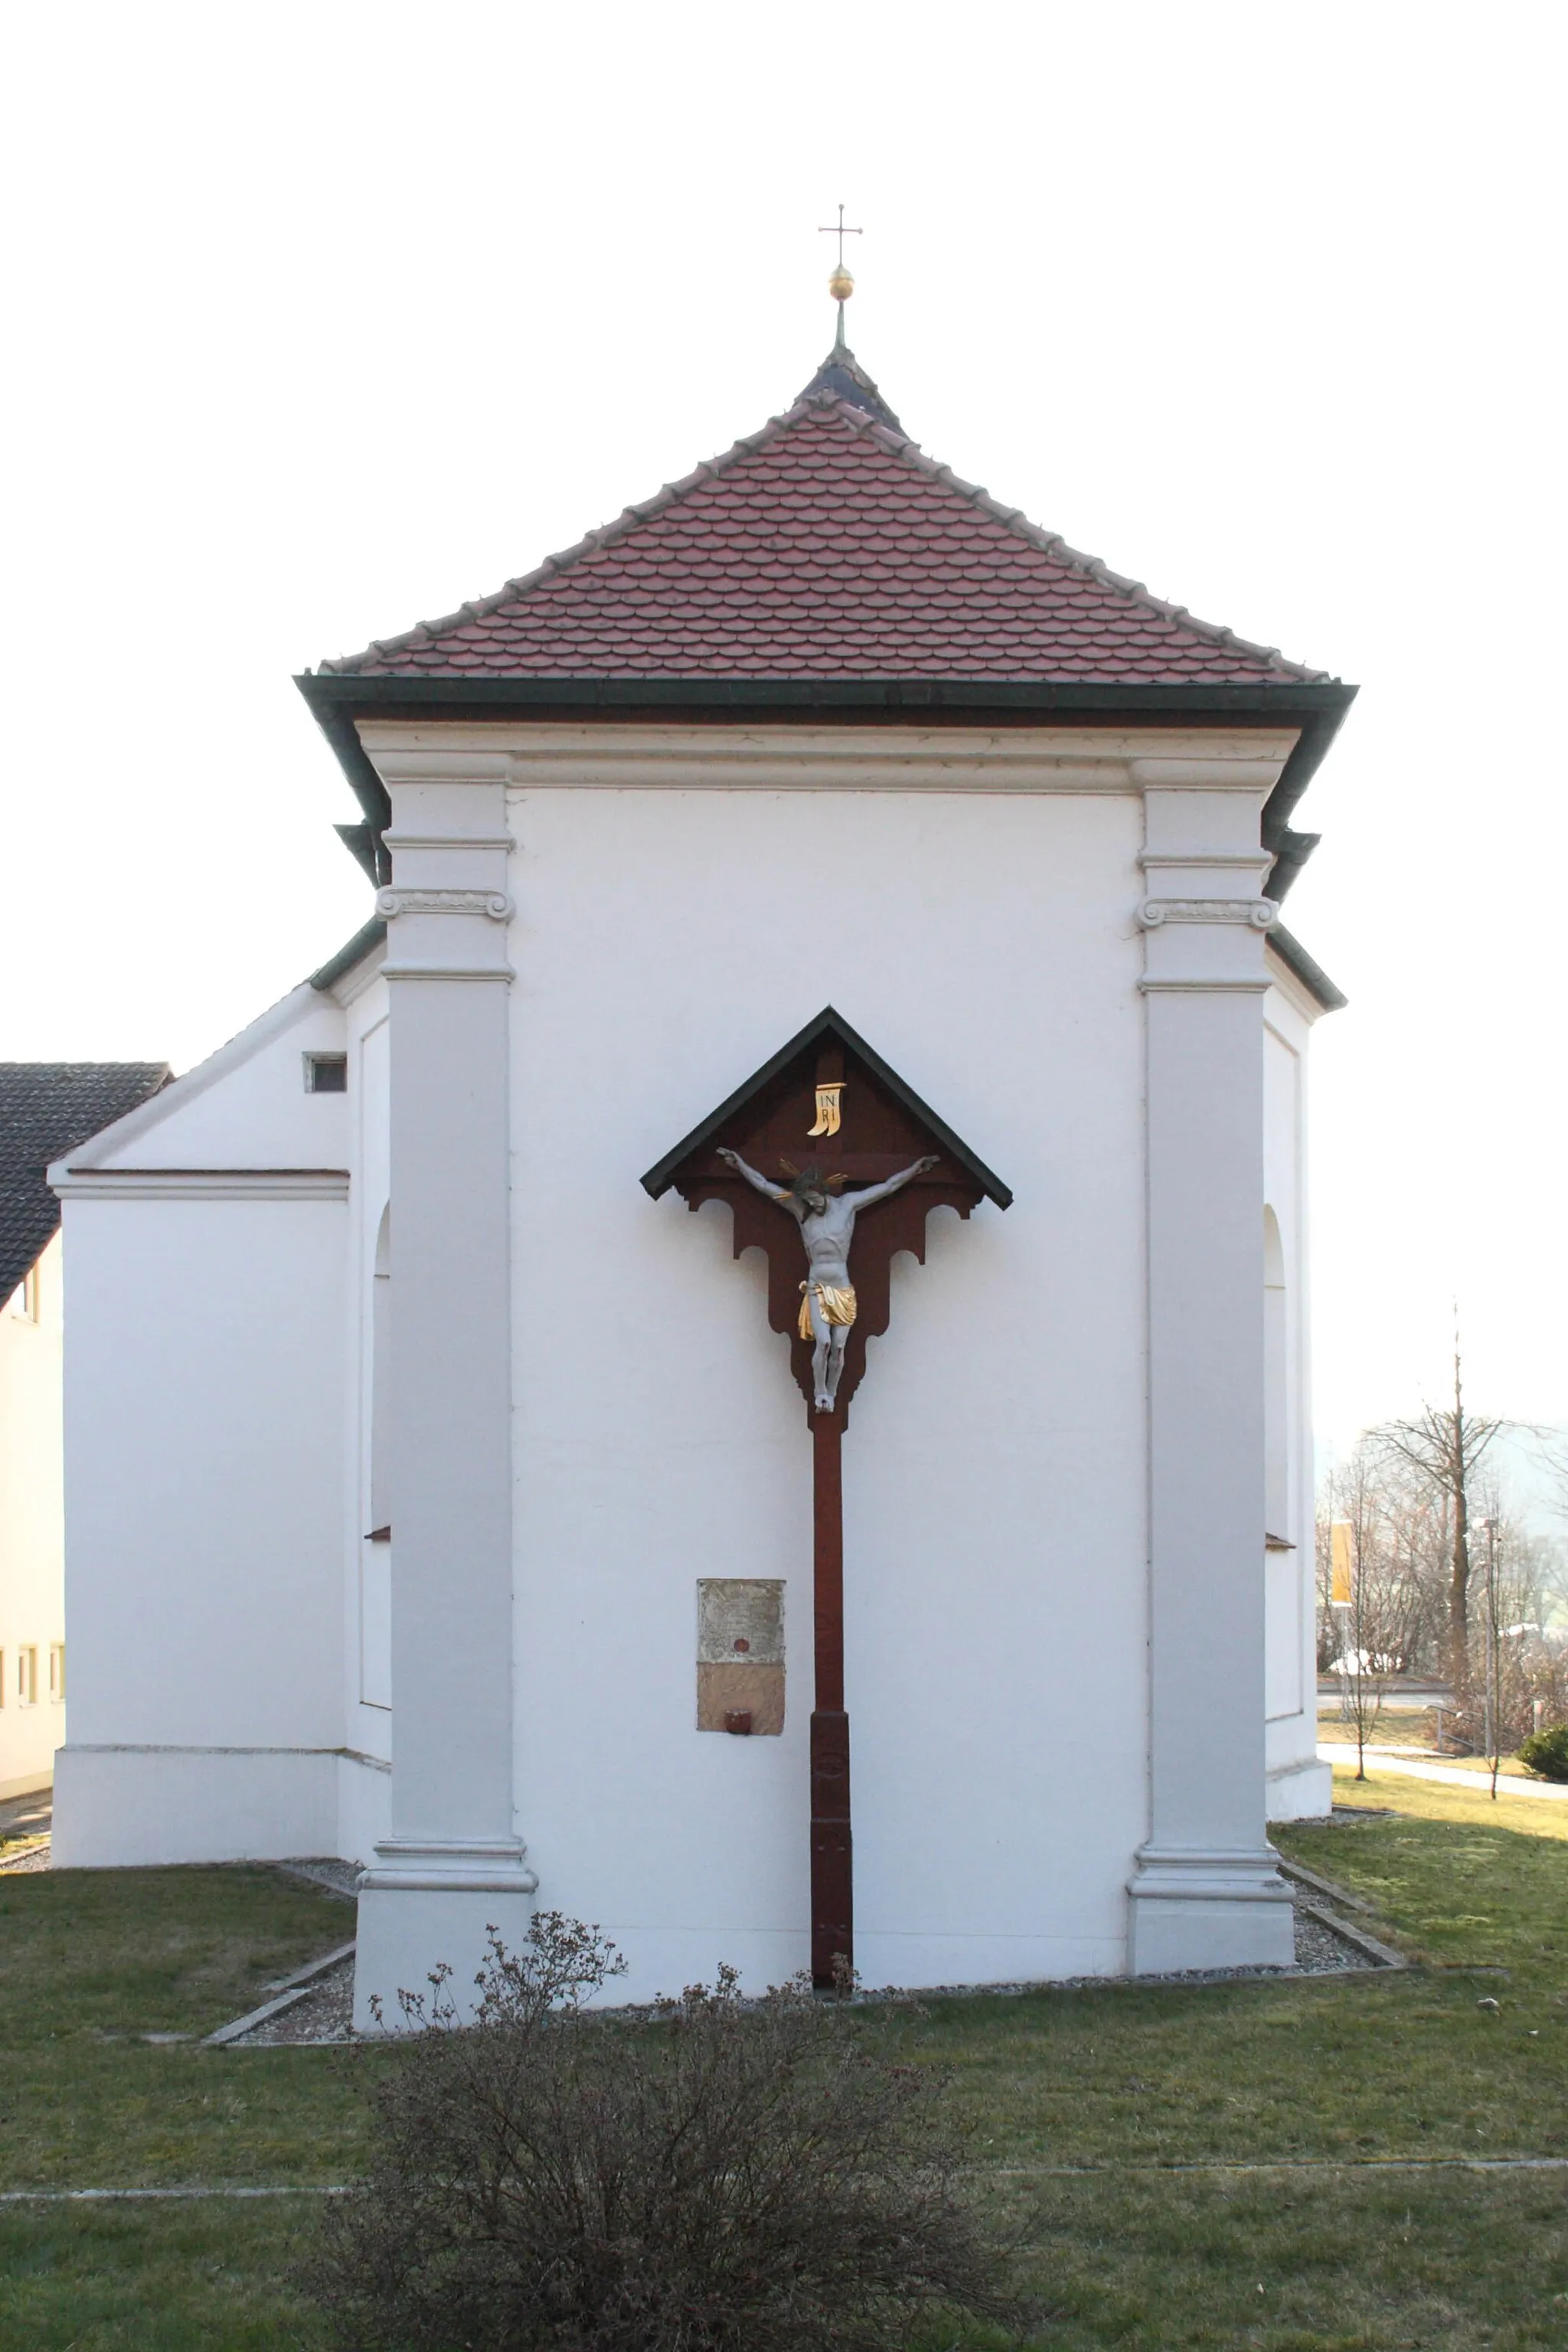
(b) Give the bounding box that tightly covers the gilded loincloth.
[799,1281,857,1341]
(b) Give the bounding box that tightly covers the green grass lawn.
[0,1863,377,2190]
[3,1773,1566,2347]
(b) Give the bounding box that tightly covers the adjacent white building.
[50,338,1350,2017]
[1,1065,168,1802]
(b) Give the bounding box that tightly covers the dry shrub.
[304,1912,1018,2352]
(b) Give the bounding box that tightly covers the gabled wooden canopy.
[640,1005,1011,1209]
[642,1008,1010,1423]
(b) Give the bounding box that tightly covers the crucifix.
[818,202,864,273]
[642,1008,1010,1987]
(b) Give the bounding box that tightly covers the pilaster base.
[1127,1845,1295,1975]
[352,1838,538,2032]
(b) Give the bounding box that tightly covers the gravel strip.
[0,1839,52,1874]
[1293,1906,1366,1971]
[225,1890,1384,2046]
[273,1857,361,1900]
[230,1955,357,2045]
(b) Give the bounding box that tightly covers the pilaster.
[1128,759,1295,1974]
[351,776,534,2028]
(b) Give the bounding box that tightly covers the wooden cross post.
[811,1393,852,1984]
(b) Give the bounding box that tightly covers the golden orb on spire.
[818,206,863,309]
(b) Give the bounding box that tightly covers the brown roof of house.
[319,375,1328,688]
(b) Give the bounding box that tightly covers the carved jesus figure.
[717,1148,939,1412]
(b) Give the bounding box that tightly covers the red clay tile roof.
[321,384,1326,685]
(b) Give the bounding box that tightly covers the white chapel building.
[51,332,1351,2020]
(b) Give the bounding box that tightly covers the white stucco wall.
[346,978,392,1768]
[51,989,354,1865]
[0,1232,67,1798]
[47,719,1336,1969]
[504,778,1149,1995]
[1262,968,1333,1819]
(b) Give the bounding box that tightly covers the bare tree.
[1452,1495,1568,1766]
[1318,1442,1413,1779]
[1374,1320,1504,1691]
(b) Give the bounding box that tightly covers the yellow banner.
[807,1082,844,1138]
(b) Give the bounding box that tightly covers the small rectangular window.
[18,1648,38,1707]
[304,1053,348,1094]
[49,1643,66,1703]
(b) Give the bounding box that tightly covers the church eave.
[639,1003,1013,1210]
[296,672,1355,904]
[309,915,388,994]
[299,674,1355,722]
[1266,923,1348,1014]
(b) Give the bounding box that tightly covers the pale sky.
[3,2,1563,1461]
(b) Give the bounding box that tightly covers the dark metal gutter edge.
[1267,924,1348,1014]
[296,684,394,858]
[309,917,387,994]
[298,671,1354,722]
[1260,690,1357,901]
[641,1002,1012,1209]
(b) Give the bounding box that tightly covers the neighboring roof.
[641,1004,1012,1210]
[318,361,1329,689]
[0,1064,171,1298]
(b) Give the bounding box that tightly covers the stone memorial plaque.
[696,1579,785,1735]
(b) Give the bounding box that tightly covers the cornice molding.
[56,1168,349,1201]
[1139,978,1272,995]
[1137,851,1271,871]
[381,963,514,983]
[355,720,1295,799]
[380,831,513,851]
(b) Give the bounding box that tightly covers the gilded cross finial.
[817,203,863,348]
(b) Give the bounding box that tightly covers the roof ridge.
[0,1060,170,1076]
